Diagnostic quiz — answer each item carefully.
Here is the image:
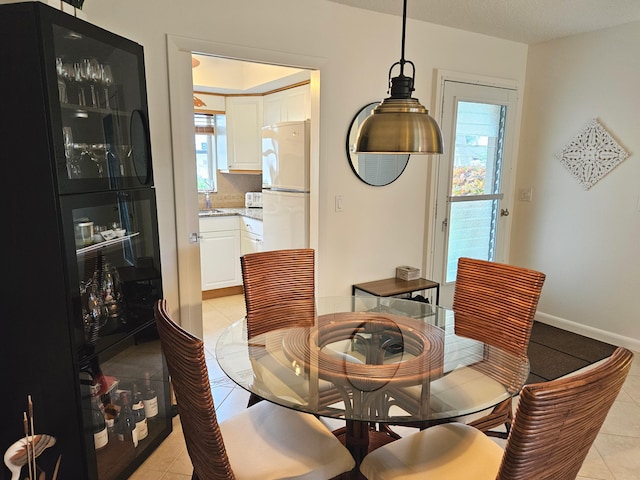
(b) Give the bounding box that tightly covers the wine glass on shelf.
[87,58,101,108]
[74,61,87,106]
[101,64,113,109]
[55,57,67,103]
[60,63,74,103]
[76,143,105,178]
[62,126,82,179]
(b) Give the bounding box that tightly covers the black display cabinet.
[0,3,171,479]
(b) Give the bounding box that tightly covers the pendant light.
[355,0,443,155]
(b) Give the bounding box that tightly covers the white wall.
[79,0,527,309]
[512,21,640,349]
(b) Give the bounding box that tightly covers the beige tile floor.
[131,294,640,480]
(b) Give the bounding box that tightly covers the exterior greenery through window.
[446,101,506,282]
[195,113,226,192]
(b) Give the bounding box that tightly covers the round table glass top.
[215,296,529,424]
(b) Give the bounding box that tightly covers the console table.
[352,277,440,305]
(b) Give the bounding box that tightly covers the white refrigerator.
[261,120,310,251]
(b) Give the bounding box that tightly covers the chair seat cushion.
[220,400,355,480]
[251,349,338,405]
[360,423,503,480]
[399,365,509,417]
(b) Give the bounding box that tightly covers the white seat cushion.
[251,350,338,405]
[397,366,509,418]
[220,400,355,480]
[360,423,503,480]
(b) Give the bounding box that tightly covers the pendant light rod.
[387,0,414,100]
[399,0,407,77]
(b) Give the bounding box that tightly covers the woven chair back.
[453,257,546,357]
[241,248,316,338]
[154,299,236,480]
[499,346,633,479]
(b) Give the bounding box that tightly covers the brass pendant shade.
[355,0,443,155]
[355,97,443,154]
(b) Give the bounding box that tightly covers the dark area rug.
[527,322,617,383]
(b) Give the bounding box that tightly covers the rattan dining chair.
[154,299,355,480]
[240,248,344,410]
[241,248,316,339]
[388,257,546,437]
[361,346,633,480]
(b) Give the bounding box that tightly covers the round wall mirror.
[346,103,410,186]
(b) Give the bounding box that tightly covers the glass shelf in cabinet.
[76,231,139,255]
[60,102,129,117]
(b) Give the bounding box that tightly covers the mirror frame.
[346,102,410,186]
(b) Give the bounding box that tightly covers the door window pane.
[445,102,506,282]
[446,199,499,282]
[451,102,505,197]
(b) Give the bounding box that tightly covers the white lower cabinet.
[240,216,264,255]
[199,216,242,290]
[241,231,263,255]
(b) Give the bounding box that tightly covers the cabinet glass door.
[49,17,152,193]
[60,188,162,361]
[79,322,172,480]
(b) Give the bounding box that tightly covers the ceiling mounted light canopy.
[355,0,443,155]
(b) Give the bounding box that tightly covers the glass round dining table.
[215,296,529,469]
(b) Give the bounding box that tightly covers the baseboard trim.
[536,311,640,352]
[202,285,244,300]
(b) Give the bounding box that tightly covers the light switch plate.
[518,188,533,202]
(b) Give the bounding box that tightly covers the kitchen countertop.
[199,207,263,221]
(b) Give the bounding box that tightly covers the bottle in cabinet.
[142,372,158,419]
[131,384,148,440]
[91,393,109,451]
[115,391,138,447]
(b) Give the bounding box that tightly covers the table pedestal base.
[333,424,398,479]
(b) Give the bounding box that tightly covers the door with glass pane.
[434,80,518,306]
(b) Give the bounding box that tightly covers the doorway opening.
[166,35,323,336]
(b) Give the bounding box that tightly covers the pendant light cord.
[400,0,407,76]
[387,0,414,98]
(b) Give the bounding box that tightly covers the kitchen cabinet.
[199,216,242,290]
[0,3,171,480]
[221,96,263,171]
[240,216,264,255]
[263,84,310,126]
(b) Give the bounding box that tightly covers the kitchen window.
[195,112,226,192]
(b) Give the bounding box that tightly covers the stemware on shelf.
[101,64,113,109]
[73,61,87,105]
[87,58,101,108]
[56,56,68,103]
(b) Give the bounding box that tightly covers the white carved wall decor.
[556,118,629,190]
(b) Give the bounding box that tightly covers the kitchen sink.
[199,209,228,216]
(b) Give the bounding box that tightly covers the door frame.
[166,34,326,336]
[424,70,524,305]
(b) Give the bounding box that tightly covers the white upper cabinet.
[263,84,310,126]
[223,96,263,171]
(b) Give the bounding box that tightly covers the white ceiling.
[193,0,640,93]
[192,54,309,94]
[329,0,640,45]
